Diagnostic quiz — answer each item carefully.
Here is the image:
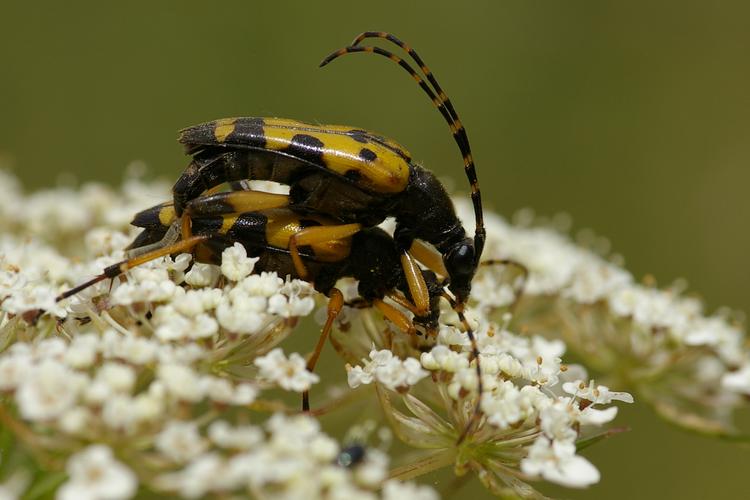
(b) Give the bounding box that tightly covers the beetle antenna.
[456,308,483,443]
[320,32,485,263]
[441,292,483,442]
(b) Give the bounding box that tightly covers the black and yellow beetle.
[57,189,445,410]
[172,32,485,311]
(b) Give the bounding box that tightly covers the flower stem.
[389,448,456,481]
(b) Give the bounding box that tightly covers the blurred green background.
[1,1,749,498]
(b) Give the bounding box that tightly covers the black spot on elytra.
[358,148,377,162]
[229,117,266,147]
[348,129,369,143]
[191,216,224,237]
[228,212,268,242]
[287,134,325,165]
[187,195,235,216]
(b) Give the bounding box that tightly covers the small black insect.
[335,444,366,468]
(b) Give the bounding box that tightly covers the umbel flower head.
[0,169,747,498]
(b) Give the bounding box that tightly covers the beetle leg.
[126,220,182,258]
[399,251,430,317]
[372,299,416,337]
[385,292,421,315]
[385,291,438,339]
[56,235,208,302]
[302,288,344,412]
[288,224,362,280]
[408,239,448,277]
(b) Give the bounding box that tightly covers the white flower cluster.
[414,320,632,488]
[454,199,750,436]
[0,172,437,498]
[58,445,137,500]
[154,414,434,500]
[347,349,429,391]
[0,170,747,498]
[254,347,320,391]
[0,331,260,435]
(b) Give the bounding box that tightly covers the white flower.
[58,407,93,435]
[0,351,33,391]
[232,383,259,405]
[353,448,389,488]
[521,437,600,488]
[155,420,209,464]
[96,362,136,394]
[101,395,138,432]
[57,445,137,500]
[63,334,100,369]
[131,392,164,424]
[184,262,221,287]
[382,479,438,500]
[221,243,258,281]
[153,306,218,341]
[481,380,536,429]
[171,288,222,316]
[199,377,258,406]
[109,265,176,305]
[254,348,319,392]
[237,272,284,297]
[116,335,158,365]
[347,365,373,388]
[84,228,130,257]
[347,350,429,391]
[16,360,85,421]
[215,292,267,335]
[267,293,315,317]
[157,364,204,402]
[208,421,263,450]
[722,363,750,395]
[421,345,469,372]
[539,401,578,442]
[562,380,634,405]
[2,284,66,318]
[160,453,227,499]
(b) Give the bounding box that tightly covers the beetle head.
[444,238,476,304]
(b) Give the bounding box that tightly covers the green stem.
[389,448,456,482]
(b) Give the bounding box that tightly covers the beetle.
[57,189,445,411]
[171,32,485,311]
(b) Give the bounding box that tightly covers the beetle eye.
[447,243,475,275]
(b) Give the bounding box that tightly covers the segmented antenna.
[320,31,486,263]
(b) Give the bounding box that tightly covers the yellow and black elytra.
[57,190,445,411]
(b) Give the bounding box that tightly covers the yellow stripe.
[158,206,177,226]
[260,120,409,193]
[214,118,237,143]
